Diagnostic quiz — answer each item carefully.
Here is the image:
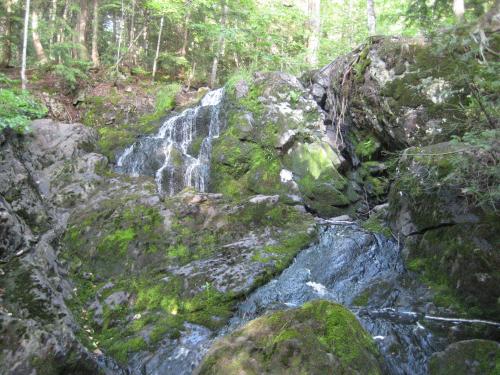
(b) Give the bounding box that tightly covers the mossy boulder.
[210,72,358,216]
[429,340,500,375]
[196,300,385,375]
[62,179,316,365]
[388,140,500,319]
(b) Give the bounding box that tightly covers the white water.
[116,88,225,195]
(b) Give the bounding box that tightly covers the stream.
[114,90,499,375]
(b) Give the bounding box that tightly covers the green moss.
[198,300,383,375]
[0,259,54,322]
[354,137,380,160]
[98,228,135,255]
[353,45,372,83]
[429,340,500,375]
[107,336,147,364]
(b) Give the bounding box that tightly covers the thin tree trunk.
[453,0,465,20]
[113,11,117,44]
[75,0,89,60]
[128,0,136,64]
[116,0,125,67]
[181,10,191,57]
[31,9,48,64]
[209,1,228,88]
[49,0,57,56]
[152,16,164,80]
[91,0,100,67]
[57,0,69,63]
[129,0,136,46]
[306,0,320,66]
[1,0,13,67]
[21,0,30,90]
[367,0,376,35]
[142,10,149,58]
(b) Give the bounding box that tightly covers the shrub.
[0,89,47,133]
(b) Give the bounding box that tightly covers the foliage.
[0,89,47,133]
[448,130,499,211]
[52,61,91,91]
[154,83,181,114]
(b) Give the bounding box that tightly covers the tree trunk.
[129,0,136,46]
[49,0,57,56]
[91,0,100,67]
[31,9,48,64]
[116,0,125,67]
[367,0,376,35]
[180,10,191,57]
[1,0,13,67]
[75,0,89,60]
[142,10,149,58]
[453,0,465,20]
[152,16,164,80]
[21,0,30,90]
[57,0,69,62]
[128,0,136,64]
[306,0,320,66]
[113,11,117,44]
[209,1,228,88]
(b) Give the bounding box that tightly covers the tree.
[75,0,89,60]
[91,0,100,67]
[152,15,163,79]
[306,0,321,66]
[453,0,465,20]
[1,0,13,68]
[31,7,48,63]
[210,0,228,87]
[367,0,376,35]
[21,0,30,90]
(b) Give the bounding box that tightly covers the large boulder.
[61,184,316,366]
[0,121,123,374]
[210,72,360,217]
[388,139,500,319]
[196,300,385,375]
[429,340,500,375]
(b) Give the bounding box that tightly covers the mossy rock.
[61,182,316,365]
[196,300,385,375]
[389,140,500,319]
[429,340,500,375]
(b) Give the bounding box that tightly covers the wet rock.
[388,141,500,319]
[234,79,249,98]
[429,340,500,375]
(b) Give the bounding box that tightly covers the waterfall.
[116,88,225,195]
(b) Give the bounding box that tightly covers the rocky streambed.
[155,223,500,374]
[2,21,499,375]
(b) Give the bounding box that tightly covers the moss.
[62,189,317,366]
[429,340,500,375]
[404,222,500,318]
[354,136,380,160]
[198,300,384,375]
[354,45,372,83]
[362,215,392,237]
[30,351,102,375]
[0,258,55,323]
[107,336,147,364]
[352,290,370,306]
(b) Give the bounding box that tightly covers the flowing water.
[116,88,225,195]
[227,224,500,374]
[115,90,499,374]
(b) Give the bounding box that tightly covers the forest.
[0,0,499,374]
[0,0,491,90]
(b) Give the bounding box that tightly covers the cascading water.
[116,88,224,195]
